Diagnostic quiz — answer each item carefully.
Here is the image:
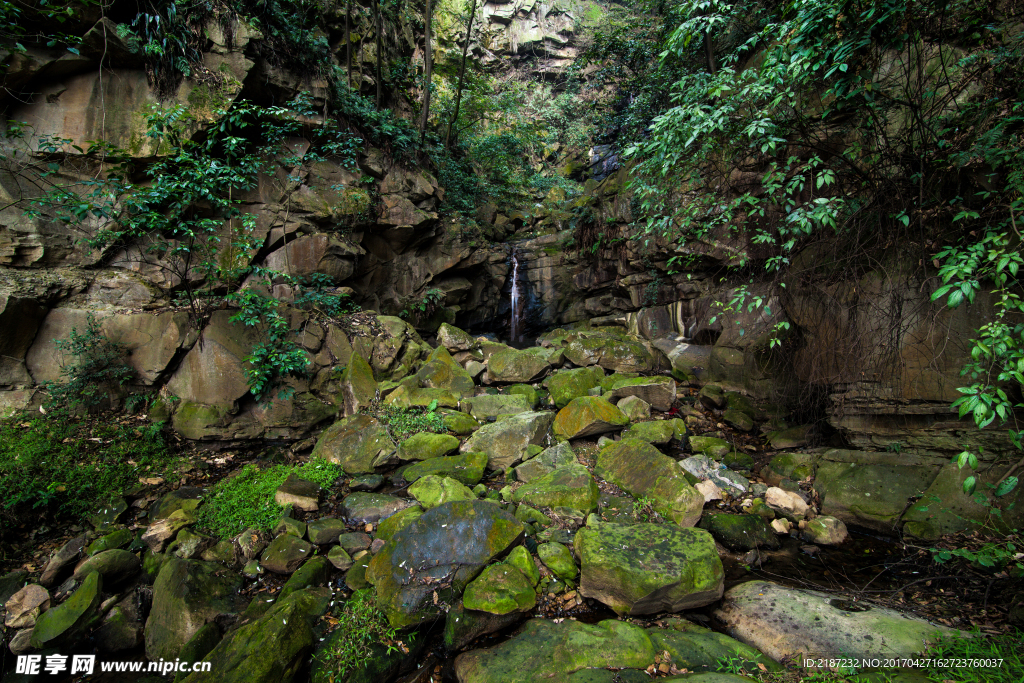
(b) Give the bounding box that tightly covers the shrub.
[41,314,135,411]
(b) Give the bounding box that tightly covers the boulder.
[341,353,377,417]
[409,475,477,508]
[487,348,550,383]
[564,335,654,373]
[513,442,577,483]
[366,500,525,628]
[764,487,810,520]
[547,367,603,408]
[402,451,488,486]
[536,543,577,581]
[574,521,724,615]
[713,581,959,663]
[767,424,813,449]
[463,564,537,615]
[697,513,780,551]
[553,396,629,439]
[311,414,397,474]
[461,411,555,471]
[144,558,245,661]
[416,346,475,398]
[607,375,677,411]
[596,439,704,527]
[342,492,418,525]
[511,464,599,513]
[261,535,315,574]
[375,506,424,541]
[505,546,540,587]
[274,474,320,512]
[180,588,330,683]
[397,432,460,461]
[462,394,533,420]
[722,409,754,432]
[306,518,347,545]
[437,323,479,352]
[143,509,196,553]
[4,584,50,629]
[30,571,103,649]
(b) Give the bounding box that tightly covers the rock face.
[145,558,245,661]
[596,438,704,527]
[714,581,958,662]
[460,411,555,471]
[574,521,724,615]
[367,500,525,628]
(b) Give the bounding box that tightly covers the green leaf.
[995,476,1018,497]
[962,476,977,496]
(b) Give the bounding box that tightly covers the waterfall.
[510,249,521,344]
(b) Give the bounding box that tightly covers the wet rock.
[537,542,577,581]
[336,533,372,554]
[463,394,533,420]
[713,581,959,662]
[553,396,629,439]
[461,411,555,471]
[575,521,724,615]
[261,535,315,575]
[547,367,604,408]
[487,348,551,383]
[764,487,809,520]
[513,442,576,483]
[616,395,651,421]
[697,513,780,551]
[397,432,461,461]
[621,418,686,446]
[367,500,525,628]
[409,475,476,508]
[144,558,244,661]
[306,518,347,545]
[278,556,331,601]
[511,464,599,513]
[505,546,540,587]
[801,516,848,545]
[403,451,487,486]
[463,563,536,615]
[73,549,140,584]
[30,571,102,649]
[143,510,195,553]
[4,584,49,628]
[39,534,87,586]
[607,375,676,411]
[311,414,397,475]
[342,492,417,525]
[180,588,330,683]
[341,353,377,417]
[274,474,321,512]
[596,438,704,527]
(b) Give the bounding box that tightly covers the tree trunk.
[345,0,352,88]
[703,28,717,74]
[419,0,433,141]
[446,0,477,148]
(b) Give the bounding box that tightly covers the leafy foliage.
[196,458,342,538]
[367,401,447,442]
[40,314,135,411]
[312,590,414,683]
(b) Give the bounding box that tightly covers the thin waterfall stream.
[509,248,520,344]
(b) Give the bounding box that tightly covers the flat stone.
[274,474,321,512]
[403,451,488,486]
[4,584,50,628]
[306,518,347,545]
[260,535,315,575]
[511,464,599,513]
[514,442,577,483]
[574,521,724,615]
[461,411,555,471]
[713,581,959,663]
[397,432,461,461]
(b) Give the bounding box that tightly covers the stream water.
[509,249,521,346]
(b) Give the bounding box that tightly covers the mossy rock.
[506,384,540,407]
[511,464,599,513]
[397,432,460,461]
[505,545,540,586]
[461,411,556,471]
[463,563,537,615]
[688,436,731,459]
[488,348,551,383]
[409,475,476,509]
[440,409,480,435]
[596,439,704,527]
[311,414,396,475]
[30,571,103,649]
[553,396,629,439]
[463,394,533,420]
[415,346,476,398]
[547,367,603,408]
[621,418,686,446]
[537,542,577,581]
[403,451,487,486]
[86,528,134,556]
[696,513,780,551]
